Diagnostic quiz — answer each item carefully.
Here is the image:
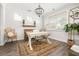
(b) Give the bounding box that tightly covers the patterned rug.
[0,39,68,56]
[18,39,63,56]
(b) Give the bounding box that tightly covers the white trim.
[0,4,6,46]
[0,38,24,46]
[0,41,5,46]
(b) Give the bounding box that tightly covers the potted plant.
[64,23,78,39]
[64,24,74,47]
[64,24,73,41]
[64,23,77,33]
[77,23,79,34]
[64,24,72,32]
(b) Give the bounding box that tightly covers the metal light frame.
[35,4,44,17]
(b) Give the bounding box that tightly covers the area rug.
[18,39,62,56]
[0,39,68,56]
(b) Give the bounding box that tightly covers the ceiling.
[5,3,79,15]
[6,3,69,13]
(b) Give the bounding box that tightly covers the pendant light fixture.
[35,4,44,17]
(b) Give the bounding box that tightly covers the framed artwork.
[22,19,36,27]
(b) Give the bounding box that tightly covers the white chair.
[70,40,79,56]
[70,45,79,55]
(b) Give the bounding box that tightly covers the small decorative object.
[23,19,25,25]
[35,4,44,17]
[34,21,36,26]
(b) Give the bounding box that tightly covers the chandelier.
[35,4,44,17]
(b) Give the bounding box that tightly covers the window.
[45,11,67,30]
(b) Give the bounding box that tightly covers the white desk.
[27,31,51,50]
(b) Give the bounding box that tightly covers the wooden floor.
[0,39,71,56]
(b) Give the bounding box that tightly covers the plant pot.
[68,39,73,41]
[67,39,74,48]
[68,32,72,39]
[77,32,79,35]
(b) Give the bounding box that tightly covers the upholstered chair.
[4,26,17,42]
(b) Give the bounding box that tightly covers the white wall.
[5,6,23,40]
[4,4,43,42]
[0,3,6,45]
[48,30,68,43]
[0,3,44,46]
[44,4,79,43]
[1,3,79,45]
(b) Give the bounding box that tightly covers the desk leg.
[28,37,33,50]
[47,37,52,44]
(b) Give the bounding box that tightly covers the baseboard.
[48,37,67,44]
[0,38,24,46]
[0,42,5,46]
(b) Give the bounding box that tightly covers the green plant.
[77,23,79,32]
[64,24,72,32]
[64,23,77,32]
[71,23,77,30]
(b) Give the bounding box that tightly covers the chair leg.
[10,38,14,43]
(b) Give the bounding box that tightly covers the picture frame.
[22,19,36,27]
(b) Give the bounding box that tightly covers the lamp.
[35,4,44,17]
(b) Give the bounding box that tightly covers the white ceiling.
[5,3,79,15]
[6,3,69,13]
